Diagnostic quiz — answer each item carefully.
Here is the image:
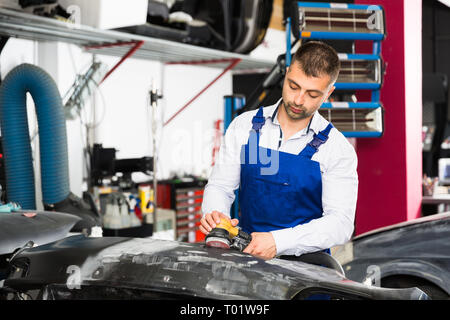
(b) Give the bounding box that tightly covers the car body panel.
[0,210,80,255]
[4,235,428,300]
[353,211,450,241]
[339,213,450,295]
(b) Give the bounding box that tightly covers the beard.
[282,101,313,120]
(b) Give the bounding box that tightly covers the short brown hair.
[292,41,340,84]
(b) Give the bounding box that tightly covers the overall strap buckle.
[307,123,334,151]
[251,107,266,132]
[308,134,327,150]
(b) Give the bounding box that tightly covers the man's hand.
[199,211,239,235]
[243,232,277,260]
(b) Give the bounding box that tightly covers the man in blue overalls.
[200,41,358,260]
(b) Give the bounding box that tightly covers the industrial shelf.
[0,7,274,71]
[319,102,384,138]
[285,2,386,138]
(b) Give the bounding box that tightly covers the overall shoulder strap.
[246,107,266,163]
[300,123,334,159]
[251,106,266,132]
[249,106,266,144]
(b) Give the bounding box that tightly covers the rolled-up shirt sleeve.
[201,117,244,217]
[271,133,359,256]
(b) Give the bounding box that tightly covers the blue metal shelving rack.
[290,2,387,138]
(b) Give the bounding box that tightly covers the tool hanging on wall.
[63,60,107,120]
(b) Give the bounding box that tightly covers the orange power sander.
[205,218,252,251]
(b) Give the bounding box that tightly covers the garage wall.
[160,64,231,179]
[0,39,232,207]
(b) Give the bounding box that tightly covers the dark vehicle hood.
[4,235,428,300]
[353,211,450,241]
[345,212,450,259]
[0,210,80,255]
[335,211,450,295]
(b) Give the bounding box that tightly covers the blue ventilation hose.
[0,64,70,209]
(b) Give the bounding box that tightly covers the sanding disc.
[205,236,231,249]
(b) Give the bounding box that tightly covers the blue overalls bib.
[239,107,333,249]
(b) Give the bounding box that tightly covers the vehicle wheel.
[381,275,449,300]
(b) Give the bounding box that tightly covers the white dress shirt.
[201,99,358,256]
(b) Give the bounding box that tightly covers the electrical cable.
[145,91,157,181]
[79,78,107,187]
[79,78,107,130]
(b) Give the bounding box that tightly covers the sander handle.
[215,219,239,238]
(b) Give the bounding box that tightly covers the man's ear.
[325,85,336,101]
[285,66,290,75]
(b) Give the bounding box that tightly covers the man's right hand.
[199,211,239,235]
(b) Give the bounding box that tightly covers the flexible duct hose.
[0,64,70,209]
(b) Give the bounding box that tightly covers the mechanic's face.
[281,62,335,121]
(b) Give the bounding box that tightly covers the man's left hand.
[243,232,277,260]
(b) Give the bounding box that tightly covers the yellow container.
[138,185,154,215]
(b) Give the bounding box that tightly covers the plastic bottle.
[119,195,131,228]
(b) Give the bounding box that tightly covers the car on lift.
[0,209,429,300]
[334,212,450,300]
